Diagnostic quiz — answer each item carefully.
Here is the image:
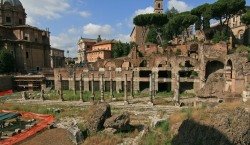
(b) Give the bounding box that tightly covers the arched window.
[158,3,161,8]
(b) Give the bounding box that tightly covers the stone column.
[83,74,90,92]
[40,89,45,101]
[110,72,115,101]
[130,71,134,99]
[149,74,154,106]
[91,73,95,101]
[133,70,140,93]
[59,74,64,101]
[152,73,156,99]
[79,74,83,102]
[124,74,128,105]
[22,91,27,100]
[173,74,180,106]
[73,72,76,95]
[100,74,104,102]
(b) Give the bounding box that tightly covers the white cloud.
[83,23,113,37]
[168,0,192,12]
[20,0,73,26]
[20,0,70,19]
[134,6,154,16]
[50,27,81,57]
[79,11,91,18]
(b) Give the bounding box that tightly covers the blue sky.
[19,0,250,57]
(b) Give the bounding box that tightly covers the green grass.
[140,120,172,145]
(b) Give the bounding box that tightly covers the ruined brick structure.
[53,42,250,101]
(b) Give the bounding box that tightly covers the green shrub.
[235,45,250,53]
[212,30,229,43]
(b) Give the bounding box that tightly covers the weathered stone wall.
[0,75,13,92]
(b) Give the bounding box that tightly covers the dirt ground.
[18,128,74,145]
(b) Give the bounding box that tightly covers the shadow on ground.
[172,119,233,145]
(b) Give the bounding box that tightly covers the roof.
[1,0,23,7]
[94,40,116,46]
[0,112,21,122]
[78,38,97,44]
[13,25,48,32]
[51,47,64,52]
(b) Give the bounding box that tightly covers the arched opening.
[226,60,233,79]
[158,3,161,8]
[205,61,224,80]
[140,60,147,67]
[122,62,132,68]
[179,60,194,68]
[104,62,116,69]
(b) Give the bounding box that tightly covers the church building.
[0,0,51,73]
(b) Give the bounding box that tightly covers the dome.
[1,0,23,7]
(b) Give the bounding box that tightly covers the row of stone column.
[56,72,180,105]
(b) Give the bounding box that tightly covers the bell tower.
[154,0,163,14]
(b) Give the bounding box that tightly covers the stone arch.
[179,60,194,68]
[140,60,148,67]
[158,3,161,8]
[104,61,116,69]
[189,43,199,59]
[237,29,245,40]
[122,61,132,68]
[205,60,224,80]
[157,60,171,68]
[225,59,233,79]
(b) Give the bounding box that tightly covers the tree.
[211,0,246,26]
[165,7,179,18]
[0,49,14,73]
[111,42,132,58]
[191,3,212,30]
[241,10,250,25]
[133,13,169,45]
[164,12,198,39]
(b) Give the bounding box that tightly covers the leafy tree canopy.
[112,42,134,58]
[133,13,169,27]
[241,10,250,25]
[0,49,14,73]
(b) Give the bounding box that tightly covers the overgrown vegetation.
[0,49,15,73]
[140,120,172,145]
[112,42,136,58]
[133,0,247,44]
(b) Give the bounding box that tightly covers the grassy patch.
[140,120,172,145]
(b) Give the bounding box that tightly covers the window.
[158,3,161,8]
[26,52,29,59]
[6,17,11,23]
[19,19,23,25]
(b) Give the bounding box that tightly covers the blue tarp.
[0,112,21,122]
